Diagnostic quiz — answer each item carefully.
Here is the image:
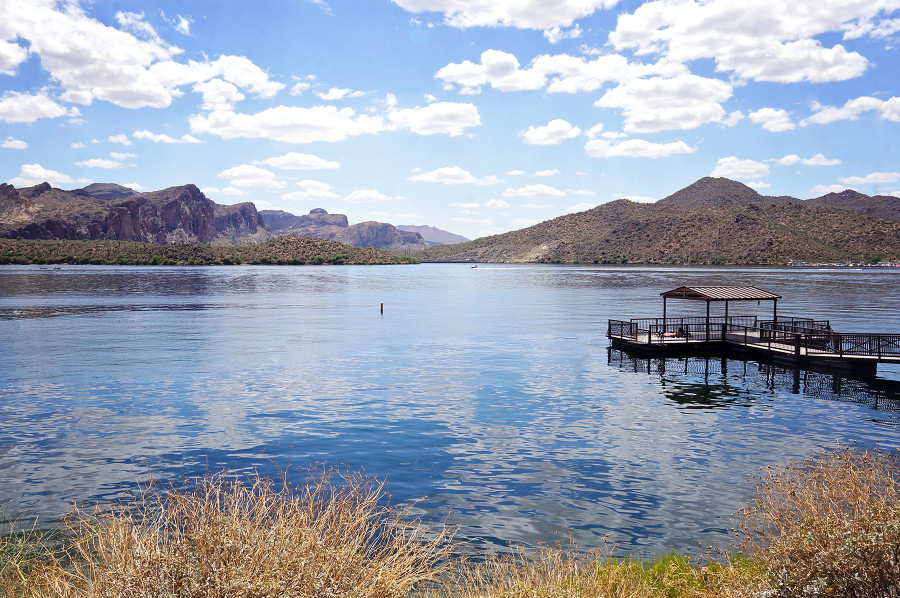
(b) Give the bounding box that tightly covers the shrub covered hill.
[418,177,900,265]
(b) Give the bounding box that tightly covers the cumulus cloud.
[0,1,282,111]
[390,0,619,30]
[566,202,596,213]
[749,108,796,132]
[803,95,900,125]
[190,105,384,143]
[544,24,582,43]
[409,165,500,185]
[609,0,875,83]
[1,136,27,149]
[436,49,683,95]
[777,153,841,166]
[0,91,80,123]
[811,184,847,194]
[255,152,339,170]
[0,40,28,75]
[10,163,90,187]
[585,138,696,158]
[108,134,133,145]
[218,164,285,188]
[345,189,402,203]
[521,119,581,144]
[711,157,770,180]
[838,172,900,184]
[133,130,202,144]
[75,158,123,169]
[595,74,732,133]
[317,87,368,101]
[193,78,245,111]
[502,184,566,198]
[486,199,510,208]
[282,180,340,201]
[535,169,561,177]
[387,102,480,136]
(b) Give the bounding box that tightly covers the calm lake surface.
[1,263,899,555]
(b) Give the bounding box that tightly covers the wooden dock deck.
[608,286,899,376]
[608,317,900,375]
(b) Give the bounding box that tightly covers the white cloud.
[585,124,605,139]
[544,24,582,43]
[746,181,771,189]
[190,105,385,143]
[803,95,900,125]
[202,186,249,197]
[70,142,85,149]
[317,87,368,100]
[566,188,597,196]
[110,152,136,160]
[535,169,560,177]
[486,199,510,208]
[133,129,202,144]
[291,82,312,95]
[218,164,285,188]
[388,102,480,136]
[502,184,566,198]
[108,134,133,146]
[436,49,682,95]
[711,156,770,180]
[749,108,796,132]
[566,202,596,213]
[255,152,339,170]
[585,138,696,158]
[75,158,123,169]
[0,1,282,110]
[174,15,192,36]
[193,78,245,111]
[722,110,744,127]
[838,172,900,184]
[0,91,80,123]
[409,165,500,185]
[345,189,402,203]
[811,184,847,194]
[523,203,555,209]
[506,169,525,176]
[609,0,875,84]
[1,136,27,149]
[390,0,619,30]
[0,40,28,75]
[450,202,479,209]
[521,119,581,145]
[777,153,841,166]
[595,74,732,133]
[10,163,90,187]
[282,180,340,201]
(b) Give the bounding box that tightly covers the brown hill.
[260,208,425,252]
[0,182,269,245]
[807,189,900,220]
[419,183,900,265]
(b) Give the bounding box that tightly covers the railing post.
[794,334,801,357]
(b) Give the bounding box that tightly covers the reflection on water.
[1,264,899,556]
[608,349,900,417]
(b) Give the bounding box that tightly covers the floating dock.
[608,286,900,376]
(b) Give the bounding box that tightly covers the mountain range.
[0,182,459,251]
[418,178,900,265]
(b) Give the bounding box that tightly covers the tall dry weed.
[12,468,452,598]
[734,446,900,597]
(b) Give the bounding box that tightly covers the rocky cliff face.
[0,182,270,245]
[260,208,425,251]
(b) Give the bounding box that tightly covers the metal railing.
[608,316,900,362]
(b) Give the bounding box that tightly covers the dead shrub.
[13,468,452,598]
[733,446,900,597]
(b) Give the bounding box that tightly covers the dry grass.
[427,541,767,598]
[6,468,452,598]
[734,446,900,597]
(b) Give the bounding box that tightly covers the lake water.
[1,263,899,556]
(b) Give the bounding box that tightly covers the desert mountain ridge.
[0,182,460,251]
[418,177,900,265]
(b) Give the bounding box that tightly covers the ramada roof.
[661,286,781,302]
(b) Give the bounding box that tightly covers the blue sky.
[1,0,899,239]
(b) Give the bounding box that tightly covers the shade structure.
[661,286,781,334]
